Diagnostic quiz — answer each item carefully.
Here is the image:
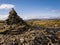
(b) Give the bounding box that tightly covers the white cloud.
[45,7,60,13]
[0,15,8,20]
[21,15,51,20]
[51,10,57,13]
[0,15,59,20]
[21,15,39,20]
[51,9,60,14]
[0,4,15,9]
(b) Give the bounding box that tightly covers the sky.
[0,0,60,20]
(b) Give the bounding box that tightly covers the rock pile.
[0,29,60,45]
[6,8,27,25]
[0,8,29,34]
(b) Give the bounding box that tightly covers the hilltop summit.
[9,8,17,16]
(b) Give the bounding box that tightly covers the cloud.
[0,15,50,20]
[0,15,59,20]
[52,9,60,13]
[0,4,15,9]
[21,15,39,20]
[45,7,60,13]
[51,10,57,13]
[21,15,51,20]
[0,15,8,20]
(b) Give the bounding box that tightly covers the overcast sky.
[0,0,60,20]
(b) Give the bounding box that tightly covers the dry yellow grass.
[27,19,60,27]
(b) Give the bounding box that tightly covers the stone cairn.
[1,8,29,35]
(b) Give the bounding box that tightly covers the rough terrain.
[0,8,60,45]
